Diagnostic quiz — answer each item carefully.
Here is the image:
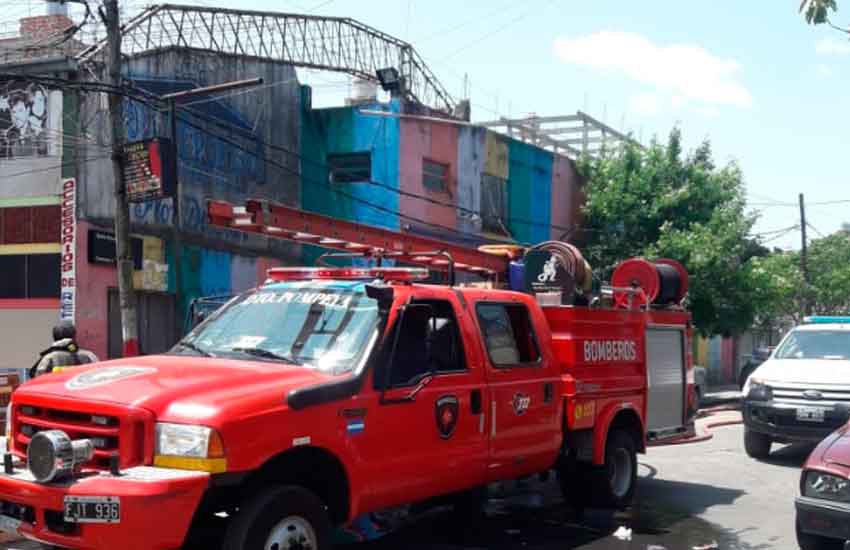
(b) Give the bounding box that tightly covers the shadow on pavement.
[338,476,756,550]
[759,442,817,469]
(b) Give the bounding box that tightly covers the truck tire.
[223,485,331,550]
[744,429,772,459]
[796,517,844,550]
[591,429,637,509]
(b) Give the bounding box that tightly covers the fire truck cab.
[0,201,695,550]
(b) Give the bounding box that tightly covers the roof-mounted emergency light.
[802,316,850,324]
[267,267,430,283]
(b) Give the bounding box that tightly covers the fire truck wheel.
[223,485,331,550]
[744,429,772,459]
[593,429,637,509]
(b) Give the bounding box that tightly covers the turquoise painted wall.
[300,91,400,264]
[507,139,553,244]
[301,97,400,228]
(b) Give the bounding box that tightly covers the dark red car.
[796,422,850,549]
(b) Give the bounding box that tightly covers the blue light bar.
[803,316,850,324]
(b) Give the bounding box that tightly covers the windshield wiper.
[230,347,299,364]
[177,341,213,357]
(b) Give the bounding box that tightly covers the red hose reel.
[611,258,689,308]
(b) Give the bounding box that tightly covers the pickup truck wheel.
[224,485,331,550]
[796,517,844,550]
[744,429,772,459]
[592,429,637,509]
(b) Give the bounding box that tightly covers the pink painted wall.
[75,220,116,360]
[399,119,458,234]
[550,155,583,241]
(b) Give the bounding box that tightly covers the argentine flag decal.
[347,420,365,435]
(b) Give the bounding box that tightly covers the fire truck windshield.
[176,282,379,375]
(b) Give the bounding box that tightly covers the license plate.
[0,514,20,534]
[797,406,826,423]
[64,496,120,524]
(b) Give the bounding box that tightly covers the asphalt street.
[0,411,811,550]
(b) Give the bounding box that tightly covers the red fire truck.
[0,200,696,550]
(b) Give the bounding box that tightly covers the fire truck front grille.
[771,383,850,407]
[13,405,144,470]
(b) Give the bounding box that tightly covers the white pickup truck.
[742,316,850,459]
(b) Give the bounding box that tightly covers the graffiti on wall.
[123,79,265,237]
[0,83,50,158]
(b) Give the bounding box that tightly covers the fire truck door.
[645,326,687,439]
[359,296,488,511]
[475,302,561,482]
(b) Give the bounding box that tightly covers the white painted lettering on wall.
[59,178,76,323]
[583,340,638,363]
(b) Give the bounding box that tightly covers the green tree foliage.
[748,252,804,329]
[745,232,850,328]
[577,129,761,336]
[808,232,850,314]
[800,0,838,24]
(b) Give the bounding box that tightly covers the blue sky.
[141,0,850,248]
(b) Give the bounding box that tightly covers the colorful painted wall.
[399,117,458,236]
[456,126,485,235]
[75,219,284,359]
[506,139,553,244]
[73,50,304,354]
[300,96,582,260]
[300,97,401,231]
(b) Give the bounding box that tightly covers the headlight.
[804,470,850,502]
[27,430,94,483]
[154,423,226,473]
[745,378,773,401]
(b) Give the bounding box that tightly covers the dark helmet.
[52,320,76,341]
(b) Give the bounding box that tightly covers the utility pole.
[799,193,811,316]
[105,0,139,356]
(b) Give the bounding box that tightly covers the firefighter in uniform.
[31,321,99,378]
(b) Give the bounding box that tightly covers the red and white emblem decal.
[512,393,531,416]
[435,395,460,439]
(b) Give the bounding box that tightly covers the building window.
[481,174,508,234]
[328,152,371,183]
[0,254,60,298]
[422,159,450,193]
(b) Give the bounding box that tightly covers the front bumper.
[0,457,209,550]
[743,400,849,443]
[796,496,850,541]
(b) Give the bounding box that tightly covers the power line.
[438,0,557,62]
[806,221,826,239]
[415,0,518,43]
